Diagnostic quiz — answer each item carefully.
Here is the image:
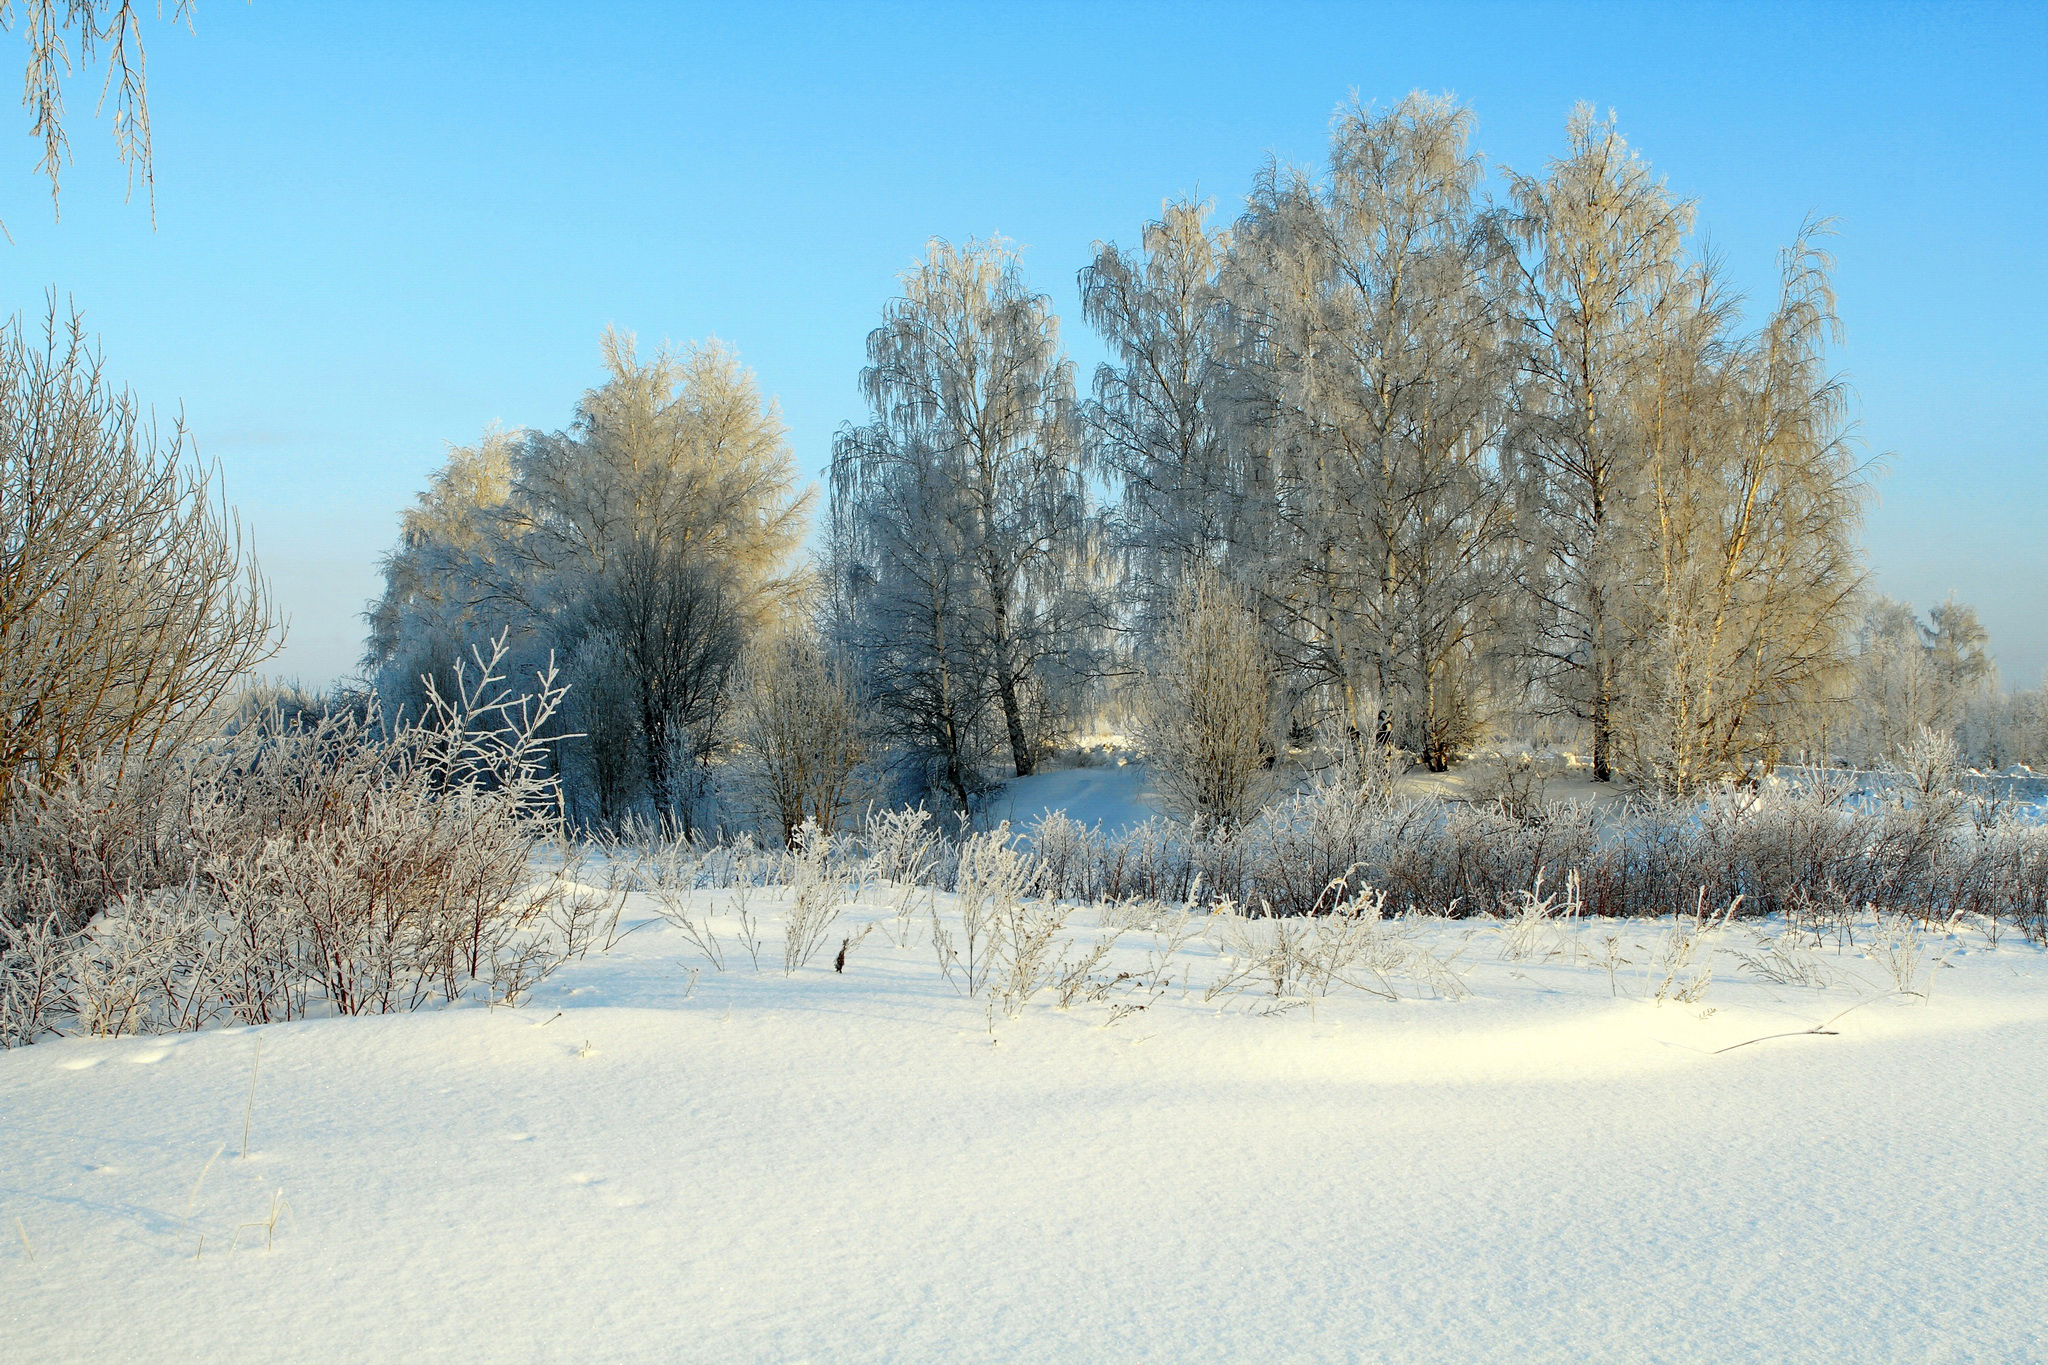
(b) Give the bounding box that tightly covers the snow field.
[4,880,2047,1363]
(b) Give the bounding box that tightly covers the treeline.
[366,94,2034,835]
[828,95,1868,808]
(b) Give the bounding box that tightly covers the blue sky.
[7,1,2044,686]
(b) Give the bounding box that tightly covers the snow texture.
[4,886,2045,1364]
[993,758,1160,836]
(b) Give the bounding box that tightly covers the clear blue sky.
[7,1,2044,687]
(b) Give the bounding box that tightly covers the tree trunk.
[1591,674,1614,782]
[997,669,1033,778]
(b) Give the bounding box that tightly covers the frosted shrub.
[861,806,939,885]
[782,822,853,973]
[1869,912,1931,996]
[818,751,2048,938]
[0,638,587,1045]
[1096,818,1199,903]
[1026,810,1104,902]
[1205,888,1465,1004]
[1494,873,1581,963]
[930,825,1037,997]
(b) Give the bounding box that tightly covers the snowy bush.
[1,640,601,1046]
[668,758,2048,939]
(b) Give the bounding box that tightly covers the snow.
[5,887,2047,1364]
[992,751,1640,841]
[992,758,1161,834]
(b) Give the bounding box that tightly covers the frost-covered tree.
[1077,98,1878,788]
[368,332,810,829]
[1625,228,1865,789]
[364,426,519,720]
[831,238,1095,793]
[1136,571,1280,831]
[1960,674,2048,771]
[1504,105,1697,781]
[1227,94,1514,770]
[827,435,994,810]
[1082,200,1266,635]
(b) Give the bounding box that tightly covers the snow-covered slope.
[5,893,2045,1364]
[989,758,1160,835]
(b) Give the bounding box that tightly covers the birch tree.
[501,333,808,827]
[1627,229,1865,788]
[1082,200,1268,634]
[1923,595,1995,729]
[5,0,194,218]
[831,237,1092,788]
[1505,105,1694,780]
[828,432,994,810]
[1226,94,1513,769]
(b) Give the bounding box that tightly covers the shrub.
[1,639,594,1045]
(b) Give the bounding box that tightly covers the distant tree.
[368,333,811,830]
[1846,597,1938,765]
[1842,595,1991,768]
[1137,571,1279,832]
[1923,595,1995,728]
[0,300,276,808]
[729,624,867,845]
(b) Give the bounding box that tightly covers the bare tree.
[730,624,867,845]
[832,237,1095,786]
[0,300,276,810]
[1504,105,1696,781]
[1137,570,1280,832]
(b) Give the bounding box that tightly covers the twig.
[15,1216,31,1262]
[1712,994,1888,1055]
[240,1037,263,1158]
[1712,1026,1840,1054]
[602,914,660,951]
[184,1142,225,1227]
[229,1189,293,1252]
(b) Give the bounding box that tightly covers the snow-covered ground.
[5,881,2046,1364]
[990,749,1640,843]
[990,756,1162,835]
